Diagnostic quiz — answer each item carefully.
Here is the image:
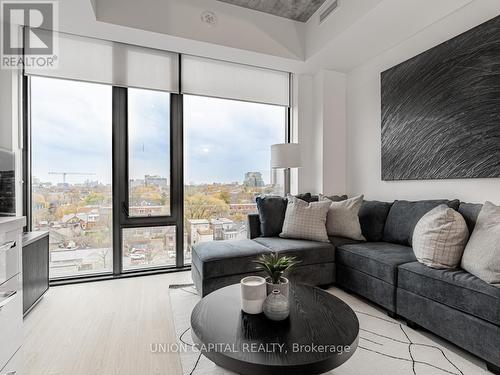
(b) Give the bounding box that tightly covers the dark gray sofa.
[191,198,500,373]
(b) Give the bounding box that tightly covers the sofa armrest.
[247,213,261,239]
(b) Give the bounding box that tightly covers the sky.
[31,76,286,185]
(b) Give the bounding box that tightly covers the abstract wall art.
[381,15,500,181]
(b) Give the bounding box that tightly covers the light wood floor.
[23,271,193,375]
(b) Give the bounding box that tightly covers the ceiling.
[216,0,327,22]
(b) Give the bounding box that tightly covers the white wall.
[297,70,347,195]
[346,0,500,204]
[322,71,347,195]
[304,0,383,59]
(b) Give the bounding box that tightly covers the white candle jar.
[240,276,266,314]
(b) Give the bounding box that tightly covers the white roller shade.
[24,30,179,93]
[181,55,290,106]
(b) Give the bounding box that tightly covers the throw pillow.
[461,202,500,286]
[255,196,287,237]
[280,196,330,242]
[319,194,366,241]
[412,205,469,269]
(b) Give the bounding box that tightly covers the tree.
[130,185,163,205]
[184,193,230,222]
[218,191,231,204]
[84,192,105,206]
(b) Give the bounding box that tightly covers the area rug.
[168,284,489,375]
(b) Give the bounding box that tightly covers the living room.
[0,0,499,374]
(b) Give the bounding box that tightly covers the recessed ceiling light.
[201,11,217,27]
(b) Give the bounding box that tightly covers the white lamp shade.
[271,143,301,168]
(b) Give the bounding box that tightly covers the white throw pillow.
[461,202,500,286]
[412,205,469,269]
[319,194,366,241]
[279,196,330,242]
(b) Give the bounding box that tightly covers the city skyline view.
[31,77,286,186]
[30,75,285,278]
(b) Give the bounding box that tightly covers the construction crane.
[48,172,97,184]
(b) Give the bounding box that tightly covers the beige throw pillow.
[412,205,469,269]
[319,194,366,241]
[280,196,330,243]
[461,202,500,286]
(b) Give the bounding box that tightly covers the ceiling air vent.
[319,0,339,24]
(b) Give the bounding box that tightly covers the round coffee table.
[191,283,359,375]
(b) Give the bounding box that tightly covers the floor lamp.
[271,143,301,196]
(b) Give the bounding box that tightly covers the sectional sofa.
[191,198,500,374]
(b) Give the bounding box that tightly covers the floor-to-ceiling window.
[122,88,177,271]
[183,95,287,263]
[25,32,290,281]
[31,76,113,278]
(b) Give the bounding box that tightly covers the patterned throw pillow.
[319,194,366,241]
[412,205,469,269]
[279,196,330,242]
[461,202,500,286]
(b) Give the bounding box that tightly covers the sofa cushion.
[458,202,482,235]
[254,237,335,265]
[398,262,500,326]
[192,239,270,279]
[255,195,287,237]
[328,236,361,247]
[296,192,313,202]
[359,200,393,242]
[383,199,460,246]
[336,242,416,285]
[308,194,347,202]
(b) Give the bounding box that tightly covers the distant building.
[244,172,264,187]
[145,175,168,188]
[187,219,212,249]
[211,218,241,241]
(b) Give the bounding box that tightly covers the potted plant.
[253,252,301,297]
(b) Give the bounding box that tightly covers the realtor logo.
[1,0,58,69]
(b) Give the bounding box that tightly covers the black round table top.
[190,283,359,375]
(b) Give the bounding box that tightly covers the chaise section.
[192,239,270,280]
[398,261,500,327]
[253,237,335,264]
[192,237,339,297]
[336,242,416,312]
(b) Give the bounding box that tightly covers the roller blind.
[181,55,290,107]
[24,30,179,93]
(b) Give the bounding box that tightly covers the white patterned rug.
[168,284,490,375]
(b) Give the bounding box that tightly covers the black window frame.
[114,87,185,274]
[23,71,292,285]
